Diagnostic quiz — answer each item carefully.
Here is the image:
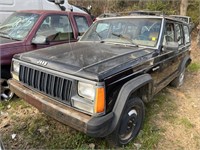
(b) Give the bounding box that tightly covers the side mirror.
[32,35,47,45]
[48,0,64,4]
[163,42,179,51]
[77,36,82,40]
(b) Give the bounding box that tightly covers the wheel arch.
[108,74,153,136]
[180,55,191,71]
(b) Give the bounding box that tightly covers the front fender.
[108,74,153,135]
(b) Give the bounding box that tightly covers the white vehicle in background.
[0,0,86,24]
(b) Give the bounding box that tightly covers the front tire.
[107,97,145,147]
[1,79,14,101]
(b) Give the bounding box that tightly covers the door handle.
[152,66,160,71]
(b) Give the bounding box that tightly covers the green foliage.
[0,98,24,110]
[187,62,200,72]
[187,0,200,25]
[179,118,194,129]
[145,0,176,15]
[69,0,199,26]
[0,101,8,110]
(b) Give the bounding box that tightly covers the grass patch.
[7,112,108,149]
[131,123,163,149]
[187,62,200,72]
[0,100,10,110]
[148,90,178,123]
[1,88,178,149]
[0,98,28,111]
[125,89,176,149]
[179,118,194,129]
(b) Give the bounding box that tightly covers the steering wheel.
[165,35,174,42]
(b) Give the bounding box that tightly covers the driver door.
[152,21,181,93]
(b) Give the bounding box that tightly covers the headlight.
[12,61,20,81]
[13,61,20,74]
[75,82,105,114]
[78,82,96,100]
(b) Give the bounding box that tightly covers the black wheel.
[170,68,185,87]
[107,97,145,147]
[1,78,14,101]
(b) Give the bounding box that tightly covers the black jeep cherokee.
[9,16,191,146]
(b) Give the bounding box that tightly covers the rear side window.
[74,16,89,36]
[183,25,190,44]
[36,14,74,41]
[175,24,184,46]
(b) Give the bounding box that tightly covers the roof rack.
[129,10,164,16]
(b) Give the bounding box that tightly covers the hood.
[0,36,20,44]
[0,37,24,48]
[16,42,154,81]
[0,37,25,65]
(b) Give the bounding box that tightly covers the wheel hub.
[1,79,14,100]
[119,109,138,140]
[179,71,185,85]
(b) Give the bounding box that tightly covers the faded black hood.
[16,42,154,81]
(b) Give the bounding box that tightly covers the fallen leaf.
[89,143,95,149]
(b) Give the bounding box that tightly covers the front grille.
[19,65,72,103]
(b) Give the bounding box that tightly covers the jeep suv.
[0,10,93,100]
[9,16,191,146]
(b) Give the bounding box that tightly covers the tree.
[197,24,200,47]
[180,0,188,15]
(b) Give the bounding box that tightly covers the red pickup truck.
[0,10,93,100]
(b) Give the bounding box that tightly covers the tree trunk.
[180,0,188,15]
[197,25,200,48]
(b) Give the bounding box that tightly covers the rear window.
[183,25,190,44]
[74,16,89,36]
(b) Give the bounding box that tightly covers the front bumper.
[8,79,113,137]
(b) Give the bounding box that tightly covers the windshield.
[0,12,39,40]
[81,18,162,47]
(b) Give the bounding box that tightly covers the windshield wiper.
[111,32,138,47]
[0,32,14,40]
[93,30,103,41]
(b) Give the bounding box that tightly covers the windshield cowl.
[100,40,139,48]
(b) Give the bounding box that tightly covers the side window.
[74,16,89,36]
[164,22,175,41]
[175,24,184,46]
[36,14,74,41]
[183,25,190,44]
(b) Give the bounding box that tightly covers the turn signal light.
[94,88,105,113]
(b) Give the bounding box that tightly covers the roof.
[96,15,189,25]
[170,15,191,18]
[16,10,88,15]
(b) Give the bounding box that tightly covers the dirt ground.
[156,39,200,149]
[0,38,200,149]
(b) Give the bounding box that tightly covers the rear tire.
[107,97,145,147]
[170,68,185,87]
